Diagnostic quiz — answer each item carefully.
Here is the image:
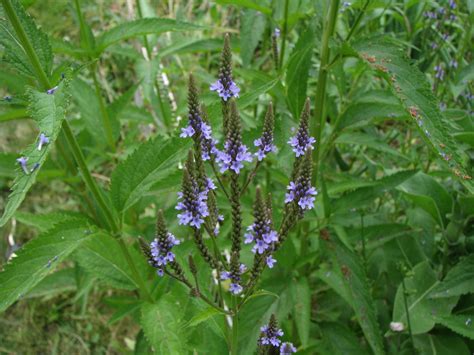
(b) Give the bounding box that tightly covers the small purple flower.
[288,127,316,157]
[176,189,209,228]
[259,321,284,347]
[180,125,195,138]
[150,232,181,276]
[449,0,456,9]
[30,162,40,173]
[17,156,29,174]
[46,86,58,95]
[216,140,252,174]
[280,342,297,354]
[37,133,50,151]
[431,42,438,49]
[229,283,243,295]
[221,263,246,294]
[434,65,445,80]
[441,33,449,41]
[254,137,276,161]
[210,79,240,101]
[449,59,458,68]
[285,182,318,210]
[274,28,281,38]
[439,102,447,111]
[4,95,12,101]
[157,269,164,277]
[266,255,276,268]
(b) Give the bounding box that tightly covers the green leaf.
[186,307,224,328]
[15,211,91,232]
[0,0,52,78]
[392,261,459,335]
[335,132,410,160]
[0,81,69,227]
[240,9,266,67]
[320,322,369,354]
[0,221,99,313]
[414,333,471,355]
[74,233,148,290]
[26,268,76,298]
[322,238,385,355]
[96,18,202,53]
[290,277,311,347]
[215,0,272,14]
[286,24,315,118]
[433,314,474,340]
[430,255,474,298]
[111,136,190,214]
[353,37,474,193]
[333,170,417,212]
[398,172,452,227]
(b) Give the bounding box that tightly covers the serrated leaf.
[15,211,91,232]
[321,322,368,354]
[430,255,474,298]
[322,238,385,355]
[286,24,315,118]
[414,333,471,355]
[0,81,69,227]
[111,136,190,214]
[0,0,52,78]
[74,233,148,290]
[433,314,474,340]
[392,261,459,335]
[96,18,202,53]
[26,268,76,298]
[240,9,266,67]
[353,37,474,192]
[0,221,99,313]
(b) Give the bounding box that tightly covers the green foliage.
[110,136,190,215]
[96,18,202,54]
[0,221,101,313]
[433,314,474,340]
[353,37,474,193]
[392,261,459,335]
[0,0,52,78]
[240,9,266,67]
[430,255,474,298]
[0,81,69,227]
[322,238,385,355]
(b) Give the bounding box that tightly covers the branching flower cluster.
[140,34,317,353]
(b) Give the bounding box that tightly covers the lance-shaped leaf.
[433,314,474,340]
[0,0,52,78]
[0,80,70,227]
[95,18,202,54]
[321,238,385,355]
[110,136,190,214]
[429,255,474,298]
[353,37,474,193]
[0,221,101,313]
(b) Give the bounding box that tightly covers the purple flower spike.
[46,86,58,95]
[285,182,318,210]
[150,232,181,272]
[280,342,297,354]
[288,99,315,157]
[210,79,240,101]
[37,133,50,151]
[216,140,252,174]
[259,316,284,348]
[255,103,276,161]
[221,263,246,295]
[17,156,29,174]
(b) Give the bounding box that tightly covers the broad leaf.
[290,277,311,347]
[0,81,69,227]
[111,136,190,214]
[414,334,471,355]
[0,221,99,313]
[430,255,474,298]
[96,18,202,53]
[74,233,148,290]
[353,37,474,193]
[392,261,458,335]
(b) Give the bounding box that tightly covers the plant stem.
[279,0,290,67]
[91,63,116,151]
[2,0,152,303]
[401,276,416,352]
[231,297,239,354]
[312,0,340,184]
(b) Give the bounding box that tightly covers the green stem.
[231,297,239,354]
[1,0,51,89]
[279,0,290,66]
[91,63,116,151]
[401,276,415,351]
[2,0,151,303]
[312,0,340,184]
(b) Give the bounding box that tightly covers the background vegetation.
[0,0,473,353]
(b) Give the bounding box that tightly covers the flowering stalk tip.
[254,102,276,161]
[210,34,240,101]
[288,98,316,157]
